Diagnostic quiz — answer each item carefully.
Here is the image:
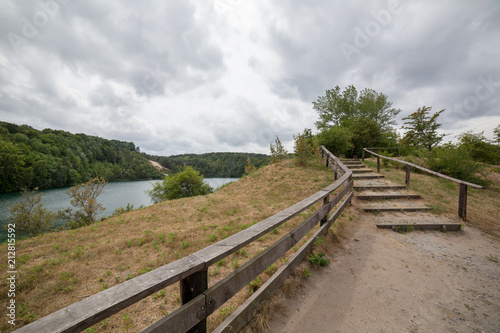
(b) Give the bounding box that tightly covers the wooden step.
[346,165,366,169]
[352,174,384,179]
[357,194,421,200]
[342,161,363,165]
[376,223,463,232]
[351,169,372,174]
[354,185,407,191]
[364,206,431,212]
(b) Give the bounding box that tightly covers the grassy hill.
[0,158,339,332]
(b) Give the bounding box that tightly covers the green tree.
[148,166,213,203]
[316,126,353,157]
[293,133,311,166]
[270,136,288,163]
[313,86,400,156]
[9,188,56,236]
[457,130,500,164]
[66,177,107,226]
[313,85,400,131]
[494,124,500,145]
[400,106,445,150]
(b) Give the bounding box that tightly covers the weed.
[126,273,134,280]
[126,240,134,248]
[85,328,98,333]
[235,248,248,257]
[265,264,276,275]
[101,283,108,290]
[231,258,239,269]
[136,238,145,246]
[211,266,220,276]
[158,233,166,243]
[395,225,414,234]
[308,252,330,267]
[122,313,133,332]
[220,306,235,320]
[248,277,262,295]
[181,240,191,249]
[303,268,312,278]
[207,234,217,242]
[116,249,122,254]
[216,259,226,267]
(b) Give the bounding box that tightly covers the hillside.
[146,152,269,178]
[0,159,338,332]
[0,122,162,193]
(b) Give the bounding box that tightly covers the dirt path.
[267,170,500,332]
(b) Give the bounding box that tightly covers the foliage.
[293,133,312,166]
[0,121,162,193]
[9,188,56,236]
[316,126,353,157]
[494,124,500,145]
[308,252,330,267]
[146,152,269,178]
[457,131,500,164]
[244,155,256,174]
[313,85,400,156]
[148,166,213,203]
[65,177,108,226]
[400,106,445,150]
[313,85,400,131]
[423,144,489,186]
[270,136,288,163]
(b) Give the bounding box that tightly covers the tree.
[316,126,353,157]
[67,177,107,225]
[400,106,445,150]
[313,85,400,156]
[270,136,288,163]
[293,133,312,166]
[457,130,500,164]
[494,124,500,145]
[148,166,213,203]
[9,188,55,236]
[313,85,400,131]
[244,155,256,174]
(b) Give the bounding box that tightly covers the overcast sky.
[1,0,499,155]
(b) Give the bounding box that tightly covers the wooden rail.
[362,148,485,221]
[14,147,353,333]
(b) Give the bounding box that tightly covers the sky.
[1,0,499,156]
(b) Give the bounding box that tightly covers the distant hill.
[146,152,269,178]
[0,122,162,193]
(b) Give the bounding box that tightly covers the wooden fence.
[14,147,353,333]
[362,148,485,221]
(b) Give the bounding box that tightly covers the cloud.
[0,0,499,155]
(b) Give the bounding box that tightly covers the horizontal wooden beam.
[376,223,463,232]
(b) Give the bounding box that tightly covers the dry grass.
[364,158,500,239]
[0,158,343,333]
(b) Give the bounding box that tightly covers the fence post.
[458,183,468,221]
[362,149,365,161]
[377,156,380,173]
[396,148,399,157]
[405,164,411,187]
[321,195,329,226]
[180,270,208,333]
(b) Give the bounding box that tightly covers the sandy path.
[267,202,500,332]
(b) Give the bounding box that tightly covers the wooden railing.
[14,147,353,333]
[362,148,485,221]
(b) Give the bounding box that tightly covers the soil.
[267,181,500,332]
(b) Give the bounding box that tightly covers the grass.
[364,157,500,239]
[0,157,343,333]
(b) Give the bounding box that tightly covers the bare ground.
[267,185,500,333]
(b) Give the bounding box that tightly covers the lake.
[0,178,238,242]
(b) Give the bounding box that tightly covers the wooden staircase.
[342,159,463,231]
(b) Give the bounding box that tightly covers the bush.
[9,188,56,236]
[293,133,311,166]
[423,145,489,186]
[148,166,213,203]
[316,126,353,157]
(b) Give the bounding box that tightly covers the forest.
[146,152,269,178]
[0,122,162,193]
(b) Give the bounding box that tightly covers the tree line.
[309,85,500,186]
[145,152,269,178]
[0,122,162,193]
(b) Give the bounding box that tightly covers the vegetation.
[147,166,213,203]
[457,131,500,165]
[494,125,500,145]
[293,132,312,166]
[8,188,56,236]
[146,152,269,178]
[270,136,288,163]
[0,157,341,332]
[65,177,108,227]
[0,121,161,193]
[313,85,400,156]
[400,106,445,150]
